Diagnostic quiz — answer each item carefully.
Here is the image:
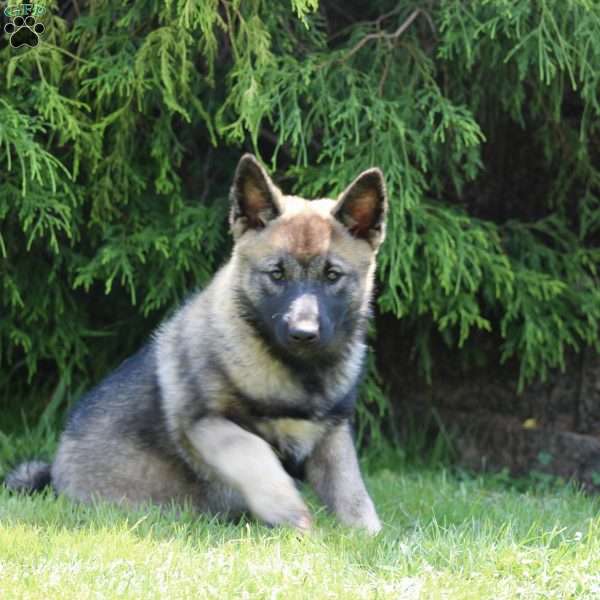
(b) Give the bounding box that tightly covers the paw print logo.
[4,16,45,48]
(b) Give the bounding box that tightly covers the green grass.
[2,431,600,599]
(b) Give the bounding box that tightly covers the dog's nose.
[289,322,319,343]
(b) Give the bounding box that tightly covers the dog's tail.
[4,460,52,493]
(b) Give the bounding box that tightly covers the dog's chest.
[254,418,326,460]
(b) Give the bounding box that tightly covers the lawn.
[1,428,600,599]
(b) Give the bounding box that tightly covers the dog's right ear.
[230,154,282,238]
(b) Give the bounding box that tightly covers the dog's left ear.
[332,168,388,249]
[230,154,282,239]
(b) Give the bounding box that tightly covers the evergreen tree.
[1,1,599,428]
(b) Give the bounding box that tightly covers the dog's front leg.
[187,417,311,530]
[306,421,381,534]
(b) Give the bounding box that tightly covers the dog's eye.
[269,269,285,282]
[325,268,343,283]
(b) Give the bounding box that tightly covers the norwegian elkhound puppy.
[6,154,387,534]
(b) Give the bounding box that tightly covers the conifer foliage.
[1,1,599,411]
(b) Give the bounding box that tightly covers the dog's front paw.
[245,482,312,531]
[337,495,382,535]
[361,511,382,535]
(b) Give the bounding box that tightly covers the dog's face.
[230,154,387,365]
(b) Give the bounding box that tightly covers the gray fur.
[4,460,51,493]
[6,155,386,534]
[306,422,380,533]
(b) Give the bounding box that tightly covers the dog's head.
[230,154,387,364]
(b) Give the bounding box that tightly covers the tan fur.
[271,213,333,258]
[255,419,327,460]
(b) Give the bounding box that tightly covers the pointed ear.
[332,168,388,248]
[229,154,282,238]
